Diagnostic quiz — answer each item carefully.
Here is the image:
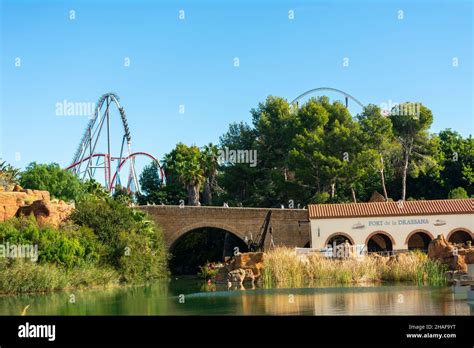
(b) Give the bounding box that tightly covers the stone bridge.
[138,205,310,249]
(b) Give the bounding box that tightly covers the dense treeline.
[138,96,473,207]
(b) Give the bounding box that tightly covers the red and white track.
[66,93,165,193]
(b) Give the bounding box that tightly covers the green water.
[0,278,472,315]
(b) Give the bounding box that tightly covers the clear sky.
[1,0,472,171]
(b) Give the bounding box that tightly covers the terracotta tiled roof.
[308,199,474,219]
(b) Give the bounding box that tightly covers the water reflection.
[257,287,471,315]
[0,280,471,316]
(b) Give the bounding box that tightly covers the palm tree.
[201,143,219,205]
[166,144,205,206]
[0,160,20,191]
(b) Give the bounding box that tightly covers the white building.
[308,199,474,252]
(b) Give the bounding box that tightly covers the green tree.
[201,143,219,205]
[357,104,396,200]
[437,129,473,196]
[289,97,363,203]
[112,185,133,204]
[218,122,263,206]
[137,161,173,205]
[165,143,204,206]
[390,103,438,201]
[251,96,300,205]
[448,187,468,199]
[20,162,86,201]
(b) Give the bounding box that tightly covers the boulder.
[464,251,474,264]
[428,234,449,259]
[428,234,473,272]
[215,252,266,287]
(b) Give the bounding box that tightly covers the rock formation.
[0,189,73,227]
[215,252,265,287]
[428,234,474,272]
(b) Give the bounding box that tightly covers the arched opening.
[448,229,473,246]
[325,233,354,247]
[406,231,433,251]
[366,232,393,252]
[169,227,248,275]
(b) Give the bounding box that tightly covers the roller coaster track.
[291,87,365,109]
[67,93,164,194]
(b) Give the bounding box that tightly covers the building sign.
[368,218,429,227]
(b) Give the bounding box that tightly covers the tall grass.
[0,259,120,294]
[263,247,447,287]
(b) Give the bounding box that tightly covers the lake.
[0,278,472,315]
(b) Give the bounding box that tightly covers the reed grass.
[263,247,447,287]
[0,259,120,294]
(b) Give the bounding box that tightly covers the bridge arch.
[168,223,249,275]
[169,222,247,249]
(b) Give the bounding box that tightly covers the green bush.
[70,196,168,282]
[198,262,220,280]
[0,216,101,268]
[70,197,134,248]
[448,187,468,199]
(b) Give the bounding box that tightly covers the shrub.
[448,187,468,199]
[65,263,119,288]
[0,258,68,293]
[198,262,220,280]
[0,216,101,268]
[70,197,134,248]
[70,196,168,282]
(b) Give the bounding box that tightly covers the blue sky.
[1,0,473,172]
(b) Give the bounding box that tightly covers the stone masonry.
[138,205,310,248]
